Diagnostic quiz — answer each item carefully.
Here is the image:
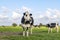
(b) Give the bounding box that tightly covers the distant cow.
[47,23,59,33]
[21,11,34,36]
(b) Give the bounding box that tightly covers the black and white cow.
[47,23,59,33]
[21,11,34,36]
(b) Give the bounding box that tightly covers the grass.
[0,26,60,40]
[0,26,22,32]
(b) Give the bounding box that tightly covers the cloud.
[51,15,57,18]
[21,6,32,12]
[0,15,10,25]
[45,8,60,19]
[39,15,44,18]
[33,8,60,25]
[12,11,21,19]
[1,6,11,13]
[45,8,52,18]
[0,6,32,25]
[54,9,60,18]
[15,8,21,13]
[0,15,8,19]
[43,8,60,23]
[0,6,60,25]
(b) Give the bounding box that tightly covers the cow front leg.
[23,31,25,36]
[48,27,50,33]
[26,27,29,37]
[23,27,25,36]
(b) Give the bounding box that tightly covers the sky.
[0,0,60,25]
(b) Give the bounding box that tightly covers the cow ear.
[30,13,32,16]
[23,13,26,15]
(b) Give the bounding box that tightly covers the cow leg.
[51,28,52,33]
[31,28,32,34]
[30,25,33,34]
[48,28,52,33]
[48,27,51,33]
[23,27,25,36]
[26,27,29,37]
[56,26,59,33]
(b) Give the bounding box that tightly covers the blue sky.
[0,0,60,25]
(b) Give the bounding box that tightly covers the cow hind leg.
[30,26,33,34]
[31,28,32,34]
[51,28,52,33]
[56,26,59,33]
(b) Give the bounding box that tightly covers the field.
[0,26,60,40]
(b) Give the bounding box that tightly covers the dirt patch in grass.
[0,32,23,36]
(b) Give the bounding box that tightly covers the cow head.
[24,11,31,22]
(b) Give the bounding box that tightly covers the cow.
[47,23,59,33]
[21,11,34,37]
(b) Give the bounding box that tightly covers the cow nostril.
[26,15,27,16]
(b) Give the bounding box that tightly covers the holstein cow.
[47,23,59,33]
[21,11,34,37]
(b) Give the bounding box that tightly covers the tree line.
[1,23,46,27]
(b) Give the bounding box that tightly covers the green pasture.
[0,26,60,40]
